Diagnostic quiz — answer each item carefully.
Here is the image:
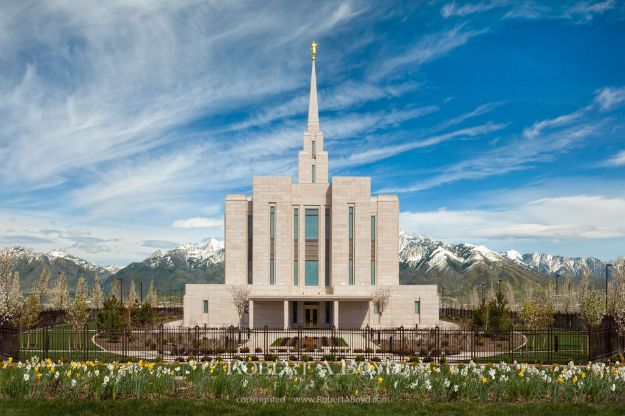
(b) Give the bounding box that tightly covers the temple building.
[183,44,439,328]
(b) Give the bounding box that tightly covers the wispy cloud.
[605,150,625,167]
[522,108,587,139]
[442,1,509,18]
[371,25,488,79]
[595,86,625,111]
[401,194,625,241]
[504,0,619,23]
[334,122,507,169]
[173,217,223,229]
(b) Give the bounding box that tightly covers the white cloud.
[595,86,625,111]
[401,194,625,241]
[173,217,223,229]
[442,1,509,18]
[522,108,586,139]
[372,25,488,79]
[605,150,625,166]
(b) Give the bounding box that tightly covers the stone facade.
[183,50,439,329]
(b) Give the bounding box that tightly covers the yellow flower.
[76,373,81,379]
[377,376,384,384]
[36,373,42,380]
[66,370,72,378]
[481,376,488,384]
[558,377,564,384]
[138,360,143,367]
[581,372,587,379]
[573,375,578,383]
[8,357,12,364]
[355,389,359,396]
[518,371,524,378]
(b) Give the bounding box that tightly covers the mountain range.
[2,234,618,296]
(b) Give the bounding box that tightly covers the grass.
[1,400,625,416]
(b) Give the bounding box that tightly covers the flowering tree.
[505,281,516,312]
[66,276,90,348]
[580,289,605,330]
[372,288,391,325]
[144,280,158,308]
[0,250,22,326]
[91,275,103,310]
[34,265,51,308]
[611,259,625,335]
[52,272,69,311]
[128,280,138,307]
[14,291,40,347]
[230,285,250,328]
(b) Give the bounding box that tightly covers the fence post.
[509,325,513,363]
[400,326,405,360]
[587,326,592,361]
[43,325,49,360]
[158,324,164,356]
[263,325,268,356]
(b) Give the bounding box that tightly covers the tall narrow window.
[348,207,354,239]
[305,260,318,286]
[203,300,208,314]
[348,259,354,285]
[312,165,316,183]
[348,206,354,285]
[371,215,376,285]
[293,260,299,286]
[371,260,376,285]
[312,141,316,159]
[270,206,275,285]
[325,208,330,286]
[371,216,376,240]
[294,208,299,240]
[248,214,253,284]
[415,301,421,314]
[305,209,319,240]
[270,206,275,239]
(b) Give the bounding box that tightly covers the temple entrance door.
[304,303,319,328]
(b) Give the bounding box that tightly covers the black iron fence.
[2,324,624,364]
[440,308,586,330]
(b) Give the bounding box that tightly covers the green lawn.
[1,400,624,416]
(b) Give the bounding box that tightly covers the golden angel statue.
[311,41,318,60]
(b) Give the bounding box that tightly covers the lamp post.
[606,264,613,311]
[481,283,486,304]
[139,281,143,305]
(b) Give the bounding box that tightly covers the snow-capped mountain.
[398,233,614,279]
[2,246,116,291]
[110,239,225,293]
[519,252,608,278]
[145,238,224,270]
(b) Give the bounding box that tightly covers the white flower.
[103,375,110,386]
[94,370,99,377]
[453,384,459,392]
[23,373,30,382]
[611,384,616,392]
[71,379,77,387]
[443,378,451,388]
[54,372,59,379]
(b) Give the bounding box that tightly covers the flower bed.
[1,356,625,402]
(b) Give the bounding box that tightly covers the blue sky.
[1,1,625,265]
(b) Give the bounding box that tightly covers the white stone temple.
[183,43,439,329]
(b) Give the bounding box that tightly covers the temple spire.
[307,41,319,132]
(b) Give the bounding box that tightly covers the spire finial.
[307,42,319,131]
[311,41,318,61]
